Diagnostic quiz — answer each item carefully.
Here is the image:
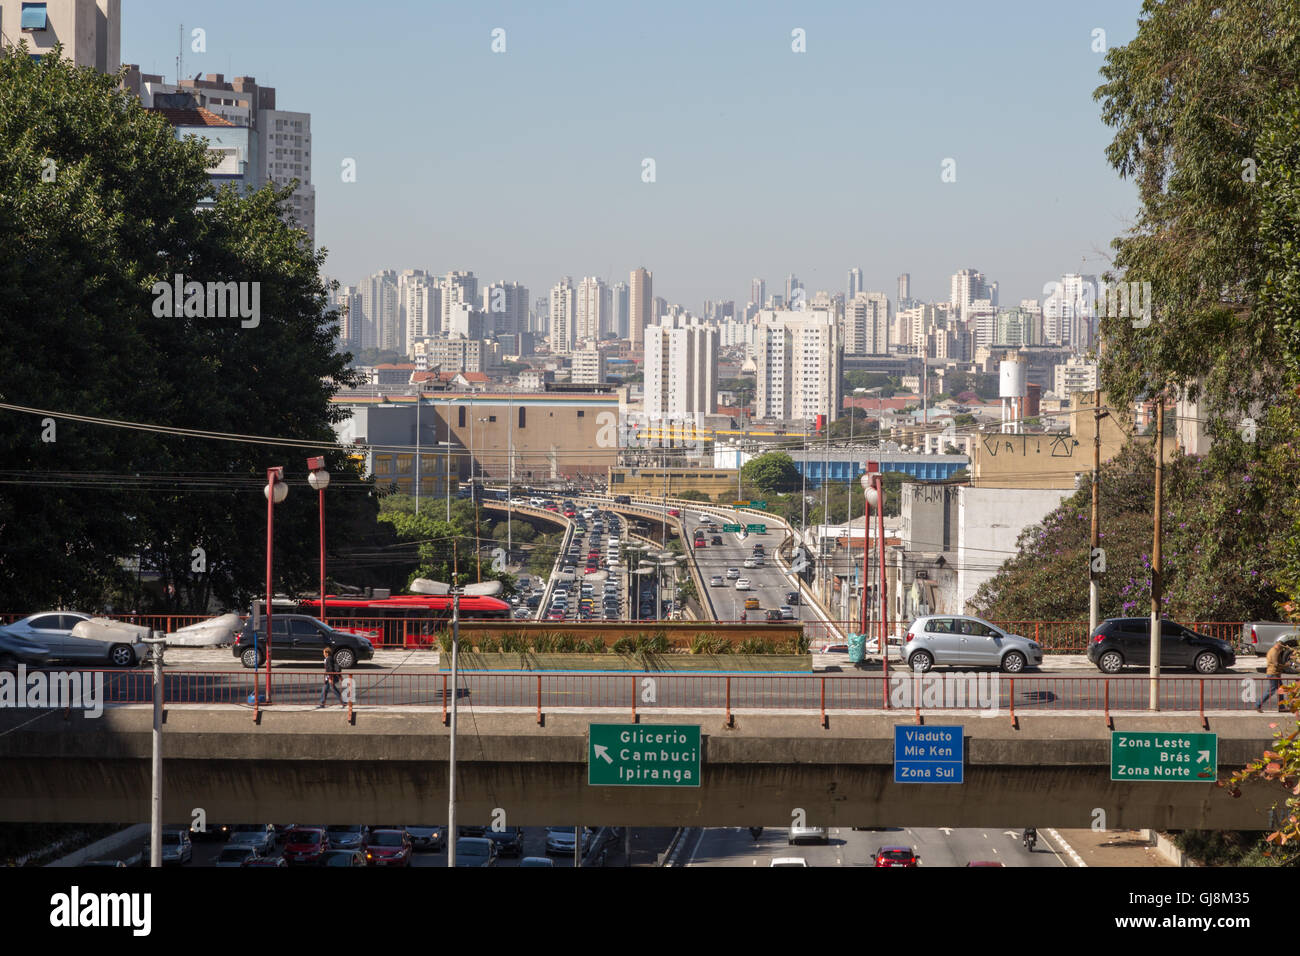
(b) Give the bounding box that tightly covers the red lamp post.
[263,466,288,702]
[307,457,330,626]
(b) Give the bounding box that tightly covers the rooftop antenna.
[176,24,183,86]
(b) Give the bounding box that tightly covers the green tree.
[741,452,801,495]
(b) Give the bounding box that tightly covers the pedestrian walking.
[317,645,343,708]
[1257,635,1297,712]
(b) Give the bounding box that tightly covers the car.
[779,606,796,620]
[365,828,413,866]
[785,591,800,605]
[320,849,368,867]
[743,558,761,568]
[735,578,752,591]
[770,857,809,867]
[709,576,725,587]
[509,498,528,507]
[282,827,328,865]
[529,497,545,507]
[325,824,369,850]
[711,535,723,545]
[667,509,681,517]
[726,568,741,580]
[232,614,374,670]
[1087,618,1236,674]
[874,846,919,867]
[484,826,525,857]
[788,826,827,845]
[693,538,706,548]
[215,844,263,868]
[545,826,591,855]
[454,837,498,867]
[965,861,1005,867]
[744,597,761,610]
[519,856,555,867]
[242,857,288,867]
[546,611,566,622]
[764,609,784,623]
[614,495,631,504]
[405,826,446,850]
[902,615,1044,673]
[3,611,145,666]
[84,859,128,868]
[142,828,193,865]
[228,824,276,854]
[0,626,52,668]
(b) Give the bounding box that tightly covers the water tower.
[999,355,1028,433]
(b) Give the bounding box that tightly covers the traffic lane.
[901,826,1066,868]
[685,826,861,868]
[695,526,795,621]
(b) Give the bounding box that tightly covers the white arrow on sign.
[593,744,614,764]
[1198,750,1210,763]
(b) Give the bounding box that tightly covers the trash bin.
[848,632,866,664]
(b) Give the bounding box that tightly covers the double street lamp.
[860,466,888,681]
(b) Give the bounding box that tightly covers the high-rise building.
[750,278,766,310]
[359,270,399,351]
[549,277,577,354]
[629,267,653,349]
[398,270,438,356]
[532,296,550,335]
[1053,356,1099,396]
[5,0,119,72]
[950,268,995,323]
[898,272,911,305]
[844,292,890,355]
[847,268,863,302]
[330,283,362,352]
[441,271,477,335]
[576,276,608,345]
[571,349,607,385]
[612,282,630,339]
[645,317,718,417]
[482,281,529,339]
[755,310,841,423]
[785,274,804,310]
[1043,273,1097,348]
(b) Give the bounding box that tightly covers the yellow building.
[608,467,739,498]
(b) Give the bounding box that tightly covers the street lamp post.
[860,466,887,683]
[263,466,288,702]
[307,457,330,625]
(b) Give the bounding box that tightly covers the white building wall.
[955,486,1070,612]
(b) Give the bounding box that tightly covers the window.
[519,407,526,428]
[488,415,496,423]
[577,410,584,417]
[21,3,49,30]
[396,454,413,475]
[458,406,466,428]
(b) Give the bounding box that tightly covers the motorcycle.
[748,827,763,841]
[1022,828,1037,851]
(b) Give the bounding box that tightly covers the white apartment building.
[399,270,437,356]
[576,276,608,345]
[847,268,863,301]
[1043,273,1096,348]
[441,271,477,335]
[571,349,606,385]
[644,317,718,417]
[950,269,997,323]
[550,277,577,354]
[359,270,398,351]
[755,310,841,424]
[1053,356,1098,397]
[845,291,890,355]
[482,281,529,338]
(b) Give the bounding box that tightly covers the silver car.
[902,615,1042,673]
[2,611,144,665]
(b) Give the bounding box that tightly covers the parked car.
[484,826,524,857]
[1087,618,1235,674]
[364,828,413,866]
[215,845,263,868]
[142,828,193,866]
[232,614,374,670]
[874,846,919,867]
[902,615,1043,673]
[1241,622,1300,658]
[281,827,329,865]
[3,611,144,666]
[454,837,498,867]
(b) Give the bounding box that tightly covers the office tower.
[898,272,910,305]
[550,277,577,354]
[532,296,550,335]
[441,271,478,335]
[330,284,362,352]
[446,301,482,340]
[950,268,994,323]
[750,278,766,310]
[482,281,529,338]
[848,268,863,301]
[629,267,653,349]
[844,292,890,355]
[359,269,399,351]
[995,308,1039,348]
[571,349,607,385]
[785,274,804,309]
[612,282,630,339]
[600,283,613,337]
[576,276,608,345]
[754,310,841,423]
[645,317,719,417]
[1043,273,1097,348]
[398,270,438,356]
[715,300,735,321]
[6,1,120,72]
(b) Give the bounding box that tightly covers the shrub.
[690,633,731,654]
[553,633,578,653]
[499,631,529,653]
[636,631,671,654]
[437,631,454,653]
[737,637,776,655]
[532,631,555,653]
[576,637,606,654]
[612,636,637,655]
[476,635,500,653]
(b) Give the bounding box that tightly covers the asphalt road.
[679,825,1070,868]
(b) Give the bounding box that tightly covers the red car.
[667,508,681,517]
[282,827,328,866]
[365,829,413,867]
[546,611,566,621]
[874,846,918,867]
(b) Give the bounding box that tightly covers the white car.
[779,605,795,620]
[743,558,760,569]
[509,497,528,506]
[735,578,752,591]
[726,568,741,580]
[770,857,809,867]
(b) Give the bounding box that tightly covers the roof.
[151,107,235,128]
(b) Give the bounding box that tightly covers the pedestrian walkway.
[1054,829,1174,867]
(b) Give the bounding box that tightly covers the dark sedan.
[1087,618,1236,674]
[484,826,524,857]
[232,614,374,669]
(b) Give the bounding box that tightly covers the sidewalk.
[1053,829,1175,867]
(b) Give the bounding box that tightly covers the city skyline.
[120,0,1142,310]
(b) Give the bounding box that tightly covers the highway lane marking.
[1043,828,1080,867]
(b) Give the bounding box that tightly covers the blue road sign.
[894,725,964,783]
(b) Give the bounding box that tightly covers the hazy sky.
[123,0,1144,311]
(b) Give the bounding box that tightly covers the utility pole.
[145,631,166,867]
[1149,396,1164,711]
[447,585,460,866]
[1089,388,1107,635]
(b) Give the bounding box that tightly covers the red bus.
[296,593,511,648]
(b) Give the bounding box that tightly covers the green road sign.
[1110,731,1217,782]
[722,523,742,533]
[589,723,701,787]
[745,523,767,533]
[750,500,767,509]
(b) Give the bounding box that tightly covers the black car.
[232,614,375,669]
[484,826,524,857]
[614,495,631,504]
[711,535,723,545]
[1087,618,1235,674]
[785,591,800,605]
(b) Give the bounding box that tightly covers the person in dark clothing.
[317,645,343,708]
